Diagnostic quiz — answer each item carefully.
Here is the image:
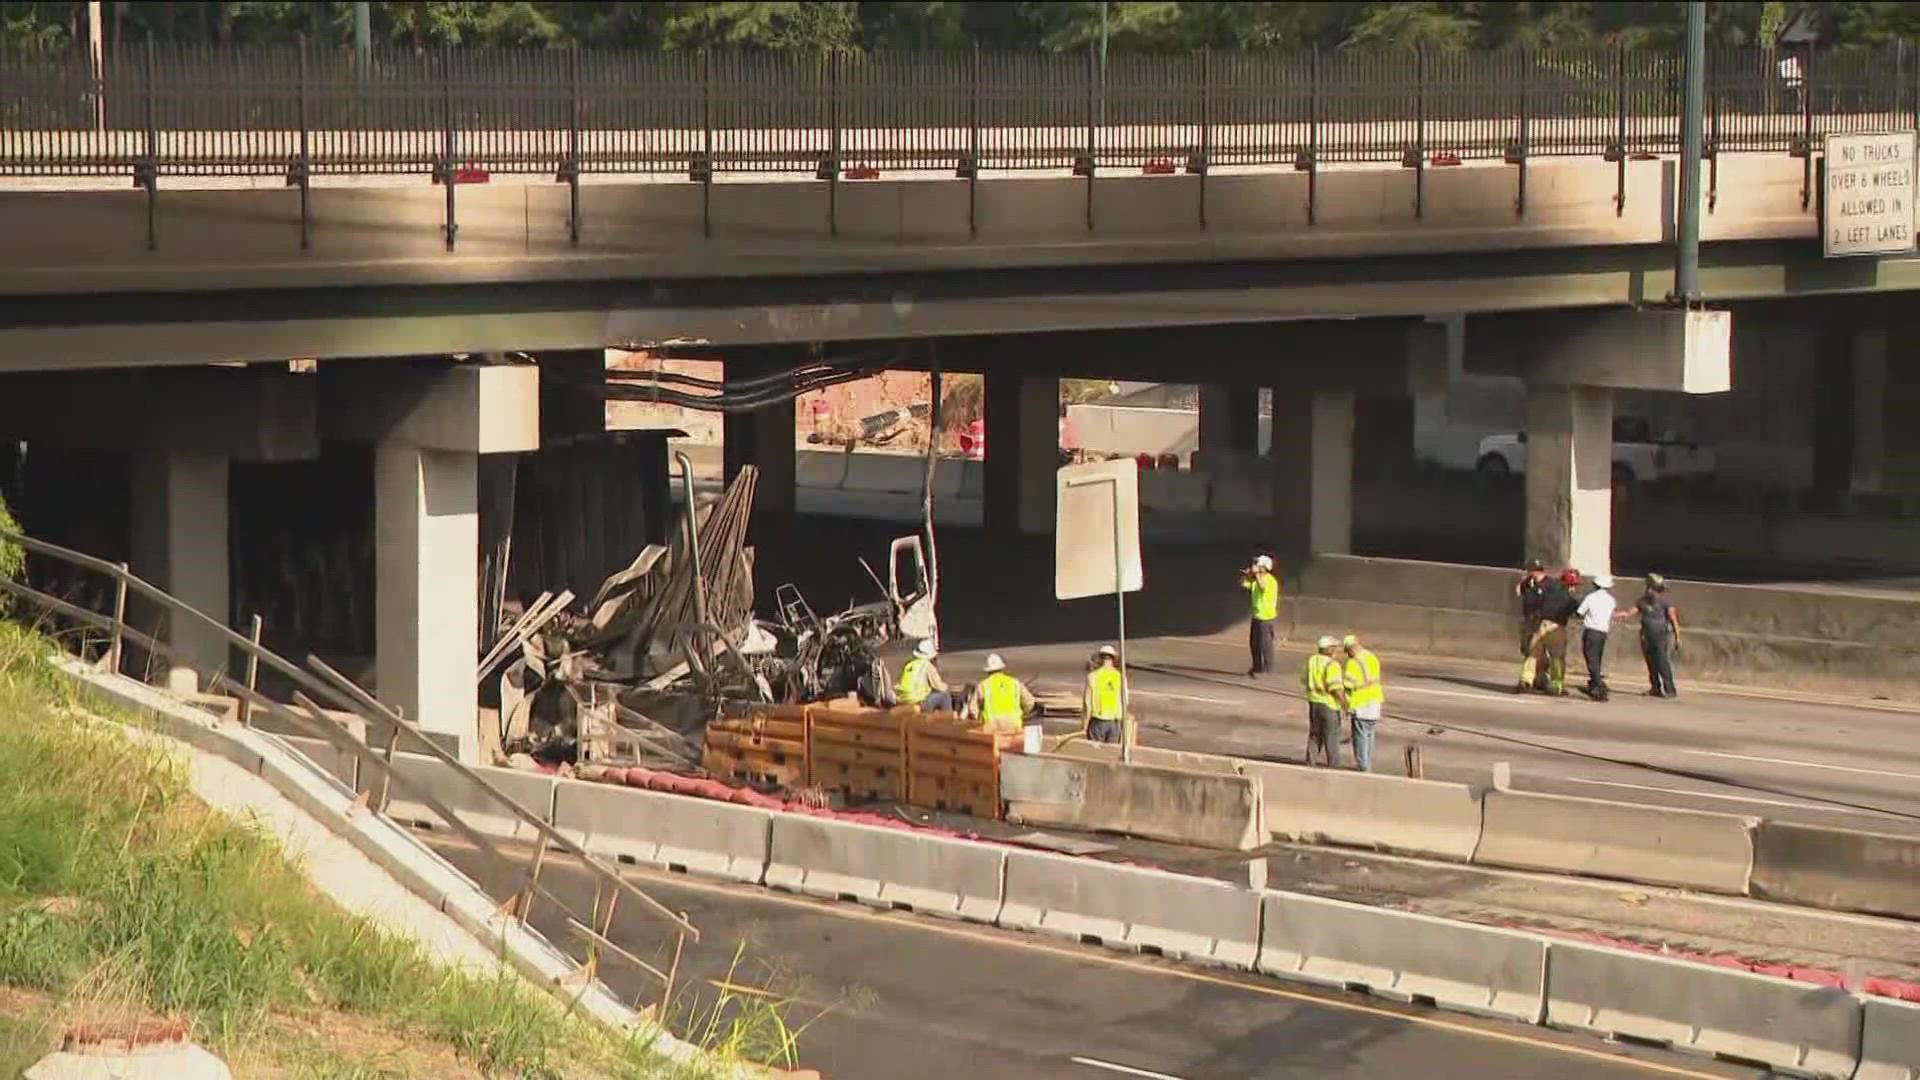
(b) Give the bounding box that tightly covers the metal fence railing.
[0,529,700,1015]
[2,43,1916,180]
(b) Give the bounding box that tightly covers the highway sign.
[1823,131,1917,257]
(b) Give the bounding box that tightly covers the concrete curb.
[50,658,706,1068]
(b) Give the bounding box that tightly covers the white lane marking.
[1674,749,1920,783]
[1556,777,1903,818]
[1129,688,1238,706]
[1071,1057,1188,1080]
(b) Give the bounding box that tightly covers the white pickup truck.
[1476,417,1715,486]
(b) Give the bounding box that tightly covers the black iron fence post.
[139,39,158,251]
[1511,48,1529,217]
[1082,45,1096,230]
[565,46,581,244]
[827,50,841,236]
[1800,44,1815,210]
[1706,45,1719,213]
[1196,48,1210,229]
[1408,49,1426,219]
[440,45,457,251]
[294,42,311,250]
[699,50,713,238]
[1303,47,1320,225]
[965,45,980,236]
[1613,45,1628,216]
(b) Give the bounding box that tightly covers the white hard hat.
[1341,634,1359,648]
[1254,555,1274,570]
[984,653,1006,673]
[1097,644,1118,659]
[914,638,937,659]
[1316,635,1338,650]
[1594,574,1616,589]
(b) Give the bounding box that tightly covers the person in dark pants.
[1241,555,1280,677]
[1575,573,1618,701]
[1633,574,1682,698]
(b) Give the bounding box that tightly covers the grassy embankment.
[0,620,797,1078]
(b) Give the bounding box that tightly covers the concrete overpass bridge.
[3,45,1917,760]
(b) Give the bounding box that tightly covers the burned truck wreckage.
[481,464,937,771]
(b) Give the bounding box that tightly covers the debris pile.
[483,466,938,775]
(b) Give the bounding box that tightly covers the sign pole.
[1110,477,1131,764]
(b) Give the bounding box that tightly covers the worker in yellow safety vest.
[1301,636,1346,767]
[1341,634,1384,773]
[1241,554,1281,677]
[1083,644,1125,745]
[895,638,954,712]
[967,653,1036,734]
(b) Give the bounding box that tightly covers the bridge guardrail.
[0,43,1905,180]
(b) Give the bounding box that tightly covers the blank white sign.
[1055,459,1144,601]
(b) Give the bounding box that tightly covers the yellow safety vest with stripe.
[1302,653,1344,708]
[979,672,1025,730]
[1087,666,1123,721]
[1246,571,1280,621]
[897,657,933,705]
[1343,648,1384,710]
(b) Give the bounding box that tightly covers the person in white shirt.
[1575,573,1618,701]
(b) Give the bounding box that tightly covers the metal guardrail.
[0,529,699,1009]
[0,43,1911,181]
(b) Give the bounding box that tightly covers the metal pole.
[88,0,105,133]
[353,1,371,70]
[1098,0,1108,133]
[1674,0,1705,304]
[674,451,708,636]
[107,562,129,674]
[1112,478,1131,764]
[240,614,263,727]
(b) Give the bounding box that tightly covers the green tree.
[657,2,861,51]
[1340,2,1478,50]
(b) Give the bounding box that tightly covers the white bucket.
[1022,724,1043,755]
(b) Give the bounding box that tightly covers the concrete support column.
[1197,385,1260,466]
[1271,388,1355,557]
[375,442,478,763]
[984,371,1058,535]
[129,449,230,686]
[1523,385,1614,573]
[722,354,797,517]
[1850,331,1887,494]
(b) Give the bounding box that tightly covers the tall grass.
[0,622,754,1077]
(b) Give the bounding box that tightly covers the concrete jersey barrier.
[765,813,1006,923]
[1750,820,1920,920]
[1544,940,1862,1078]
[551,777,771,884]
[1857,996,1920,1080]
[377,756,557,844]
[1000,752,1263,851]
[1475,789,1756,894]
[1257,891,1547,1023]
[1239,760,1485,862]
[998,850,1261,968]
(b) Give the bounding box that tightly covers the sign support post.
[1056,459,1144,764]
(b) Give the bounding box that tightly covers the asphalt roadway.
[428,837,1751,1080]
[947,631,1920,838]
